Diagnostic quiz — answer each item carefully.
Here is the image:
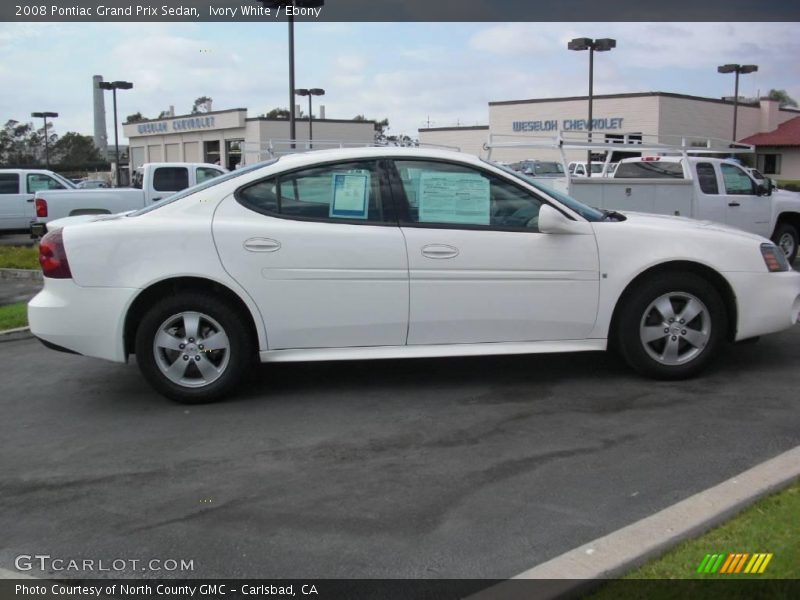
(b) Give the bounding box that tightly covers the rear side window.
[696,163,719,195]
[0,173,19,194]
[236,160,393,224]
[153,167,189,192]
[614,161,684,179]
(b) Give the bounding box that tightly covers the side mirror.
[538,204,593,235]
[756,181,773,197]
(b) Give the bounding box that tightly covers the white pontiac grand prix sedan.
[28,147,800,403]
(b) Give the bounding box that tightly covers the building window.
[204,140,221,166]
[757,154,782,176]
[225,139,244,171]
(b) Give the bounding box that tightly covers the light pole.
[98,80,133,187]
[295,88,325,147]
[258,1,324,147]
[568,37,616,177]
[31,112,58,169]
[718,64,758,141]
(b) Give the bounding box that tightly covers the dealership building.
[419,92,800,179]
[122,108,376,171]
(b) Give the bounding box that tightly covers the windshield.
[488,161,605,222]
[51,172,78,189]
[591,163,604,173]
[129,159,278,216]
[532,162,565,175]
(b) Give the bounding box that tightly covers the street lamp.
[717,64,758,141]
[258,1,324,147]
[295,88,325,147]
[98,80,134,187]
[568,37,616,177]
[31,112,58,169]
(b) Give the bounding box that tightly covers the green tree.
[767,89,798,108]
[263,107,290,119]
[52,132,103,166]
[353,115,390,142]
[124,112,146,124]
[0,119,43,166]
[191,96,213,114]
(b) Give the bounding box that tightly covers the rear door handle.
[244,238,281,253]
[728,201,741,207]
[421,244,459,259]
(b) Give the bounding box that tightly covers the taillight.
[35,198,48,218]
[38,229,72,279]
[642,156,661,162]
[761,243,789,272]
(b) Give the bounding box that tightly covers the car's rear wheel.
[615,273,727,379]
[135,292,253,403]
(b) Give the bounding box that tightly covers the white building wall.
[487,95,661,163]
[242,119,376,164]
[418,127,489,157]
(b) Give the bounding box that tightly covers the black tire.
[771,222,799,264]
[615,272,727,380]
[134,292,254,404]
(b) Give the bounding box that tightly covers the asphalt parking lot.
[1,327,799,579]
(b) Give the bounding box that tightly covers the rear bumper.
[28,278,137,363]
[726,270,800,340]
[30,222,46,238]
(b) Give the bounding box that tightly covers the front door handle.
[244,238,281,253]
[728,201,741,207]
[421,244,459,259]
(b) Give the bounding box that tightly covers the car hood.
[616,211,770,244]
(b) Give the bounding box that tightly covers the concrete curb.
[475,445,800,600]
[0,268,42,281]
[0,326,33,341]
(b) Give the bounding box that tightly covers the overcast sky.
[1,22,798,142]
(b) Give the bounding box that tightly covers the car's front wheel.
[615,273,727,379]
[135,292,254,403]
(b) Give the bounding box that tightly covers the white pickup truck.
[565,156,800,262]
[30,162,226,236]
[0,168,78,232]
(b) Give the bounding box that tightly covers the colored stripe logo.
[696,552,773,574]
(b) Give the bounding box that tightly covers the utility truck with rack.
[486,133,800,262]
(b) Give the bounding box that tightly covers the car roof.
[270,146,490,169]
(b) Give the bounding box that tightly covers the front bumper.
[726,270,800,341]
[28,278,137,363]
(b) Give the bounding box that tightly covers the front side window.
[394,160,542,231]
[696,163,719,195]
[720,164,755,196]
[0,173,20,194]
[236,160,392,224]
[27,173,65,193]
[196,167,223,184]
[152,167,189,192]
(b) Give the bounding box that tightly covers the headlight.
[761,243,789,272]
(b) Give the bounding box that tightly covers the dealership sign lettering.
[512,117,625,132]
[137,116,216,135]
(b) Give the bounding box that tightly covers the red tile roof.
[740,116,800,147]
